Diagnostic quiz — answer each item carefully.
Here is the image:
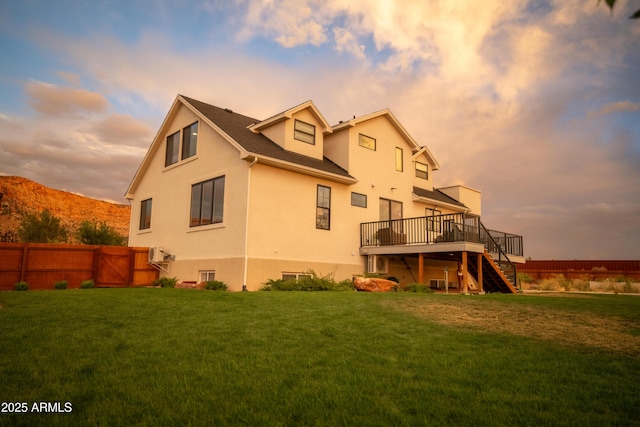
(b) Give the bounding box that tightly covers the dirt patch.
[385,296,640,357]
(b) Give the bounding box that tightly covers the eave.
[411,192,469,213]
[248,100,332,134]
[242,153,358,185]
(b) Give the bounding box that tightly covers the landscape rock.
[354,277,398,292]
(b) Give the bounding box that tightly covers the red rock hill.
[0,176,131,243]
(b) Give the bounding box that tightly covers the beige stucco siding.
[323,128,350,171]
[128,103,249,263]
[247,164,360,263]
[168,257,245,291]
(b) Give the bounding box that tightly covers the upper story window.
[359,134,376,151]
[415,162,428,180]
[190,176,225,227]
[294,119,316,145]
[165,132,180,166]
[351,192,367,208]
[182,122,198,160]
[316,185,331,230]
[165,121,199,167]
[139,198,152,230]
[395,147,403,171]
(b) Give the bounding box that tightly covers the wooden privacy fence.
[0,243,158,290]
[519,260,640,281]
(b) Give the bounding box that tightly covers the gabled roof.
[247,100,332,134]
[331,109,440,170]
[126,96,356,198]
[180,96,354,180]
[412,186,468,211]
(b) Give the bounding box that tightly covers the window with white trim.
[282,273,312,281]
[200,271,215,282]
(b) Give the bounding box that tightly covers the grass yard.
[0,289,639,426]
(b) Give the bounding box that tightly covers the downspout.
[242,156,258,291]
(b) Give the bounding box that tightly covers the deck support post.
[461,251,469,294]
[418,253,424,284]
[477,253,483,293]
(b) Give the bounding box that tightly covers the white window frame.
[200,271,216,283]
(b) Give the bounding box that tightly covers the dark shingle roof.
[181,95,354,180]
[412,186,467,208]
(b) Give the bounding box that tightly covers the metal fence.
[360,213,523,257]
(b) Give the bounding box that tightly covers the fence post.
[92,246,100,284]
[20,244,29,282]
[128,248,136,287]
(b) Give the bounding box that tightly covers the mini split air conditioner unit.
[148,247,165,264]
[367,255,389,274]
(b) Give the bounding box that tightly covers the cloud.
[25,81,109,117]
[333,27,365,60]
[92,114,154,147]
[588,101,640,118]
[238,0,328,47]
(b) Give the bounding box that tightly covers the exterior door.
[379,198,403,245]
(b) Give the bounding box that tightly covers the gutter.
[411,193,470,213]
[241,152,357,185]
[242,156,258,291]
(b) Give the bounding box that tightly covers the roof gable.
[248,100,332,134]
[332,109,440,170]
[125,95,355,198]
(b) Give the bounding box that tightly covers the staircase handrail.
[479,220,518,289]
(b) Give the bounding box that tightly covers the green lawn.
[0,290,638,426]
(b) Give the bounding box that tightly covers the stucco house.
[126,95,524,292]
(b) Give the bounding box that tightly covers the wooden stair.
[468,250,517,294]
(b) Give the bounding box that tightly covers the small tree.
[76,220,126,246]
[18,209,68,243]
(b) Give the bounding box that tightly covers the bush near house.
[204,280,228,291]
[261,272,355,291]
[153,277,178,288]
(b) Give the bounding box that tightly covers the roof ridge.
[179,94,260,123]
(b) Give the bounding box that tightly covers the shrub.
[81,279,95,289]
[154,277,178,288]
[54,280,68,290]
[261,272,355,291]
[405,283,433,293]
[14,281,28,291]
[18,209,68,243]
[204,280,228,291]
[76,220,126,246]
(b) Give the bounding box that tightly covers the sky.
[0,0,638,260]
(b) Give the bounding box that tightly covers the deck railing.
[360,213,523,258]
